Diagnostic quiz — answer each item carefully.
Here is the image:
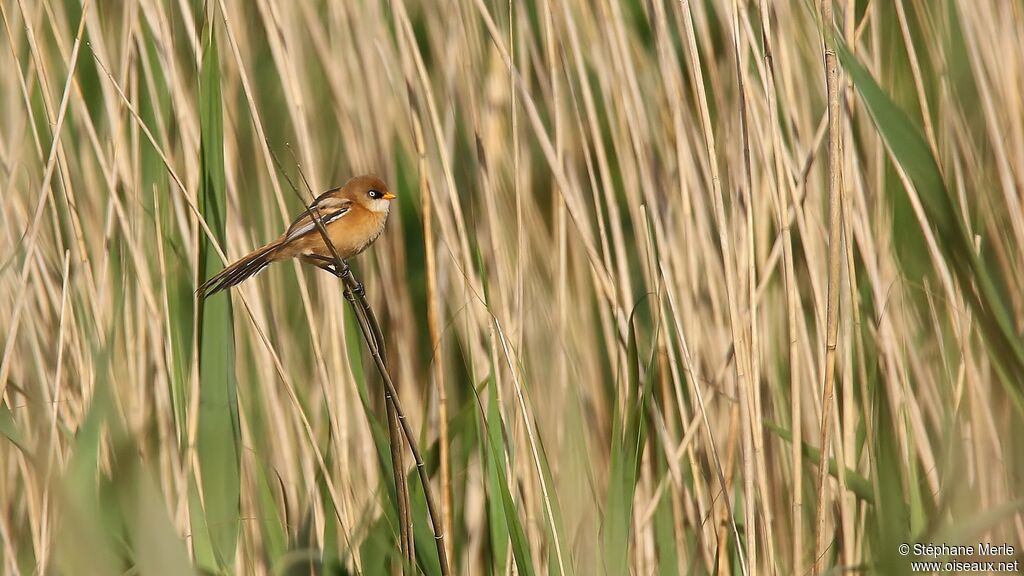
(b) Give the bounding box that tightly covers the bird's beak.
[383,192,397,200]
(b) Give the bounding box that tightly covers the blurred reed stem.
[815,0,845,571]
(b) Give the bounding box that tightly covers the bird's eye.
[368,190,381,199]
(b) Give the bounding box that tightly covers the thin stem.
[677,0,750,573]
[406,86,451,567]
[338,264,451,576]
[354,287,413,570]
[756,0,804,571]
[815,0,844,571]
[387,385,414,568]
[358,274,415,570]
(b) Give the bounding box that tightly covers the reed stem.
[338,263,451,576]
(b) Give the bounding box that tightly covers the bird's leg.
[314,262,342,277]
[306,254,335,265]
[304,255,343,277]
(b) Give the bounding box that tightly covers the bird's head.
[343,174,396,214]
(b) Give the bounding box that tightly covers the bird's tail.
[197,239,285,298]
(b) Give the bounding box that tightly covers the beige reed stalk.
[408,84,450,567]
[679,0,749,573]
[730,1,758,571]
[755,0,804,571]
[814,0,844,572]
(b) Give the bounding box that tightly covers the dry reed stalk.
[408,77,448,568]
[836,2,859,569]
[730,1,758,572]
[474,0,619,309]
[814,0,844,571]
[679,0,749,573]
[213,7,366,547]
[755,0,805,572]
[390,21,499,560]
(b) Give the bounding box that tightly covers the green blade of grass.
[0,400,29,454]
[255,461,288,566]
[187,481,217,570]
[533,417,576,576]
[764,422,874,503]
[409,465,443,576]
[126,464,197,576]
[136,15,190,446]
[652,448,680,576]
[57,341,123,576]
[482,375,510,573]
[476,256,548,576]
[142,18,192,449]
[357,501,397,576]
[478,374,535,576]
[834,36,1024,404]
[872,376,913,574]
[604,312,653,575]
[930,498,1024,544]
[195,11,241,571]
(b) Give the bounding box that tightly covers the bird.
[198,174,396,298]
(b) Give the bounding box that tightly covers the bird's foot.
[339,263,362,292]
[334,260,365,299]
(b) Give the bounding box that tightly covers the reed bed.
[1,0,1023,574]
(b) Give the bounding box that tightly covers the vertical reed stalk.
[386,363,414,570]
[409,84,449,568]
[730,1,758,571]
[756,0,803,571]
[679,0,749,573]
[814,0,844,571]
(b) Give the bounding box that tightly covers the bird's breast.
[302,209,387,259]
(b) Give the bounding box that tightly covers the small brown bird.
[198,174,396,298]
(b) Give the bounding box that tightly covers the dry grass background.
[1,0,1023,574]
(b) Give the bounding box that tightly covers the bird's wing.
[284,197,352,241]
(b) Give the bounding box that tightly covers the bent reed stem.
[337,262,451,576]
